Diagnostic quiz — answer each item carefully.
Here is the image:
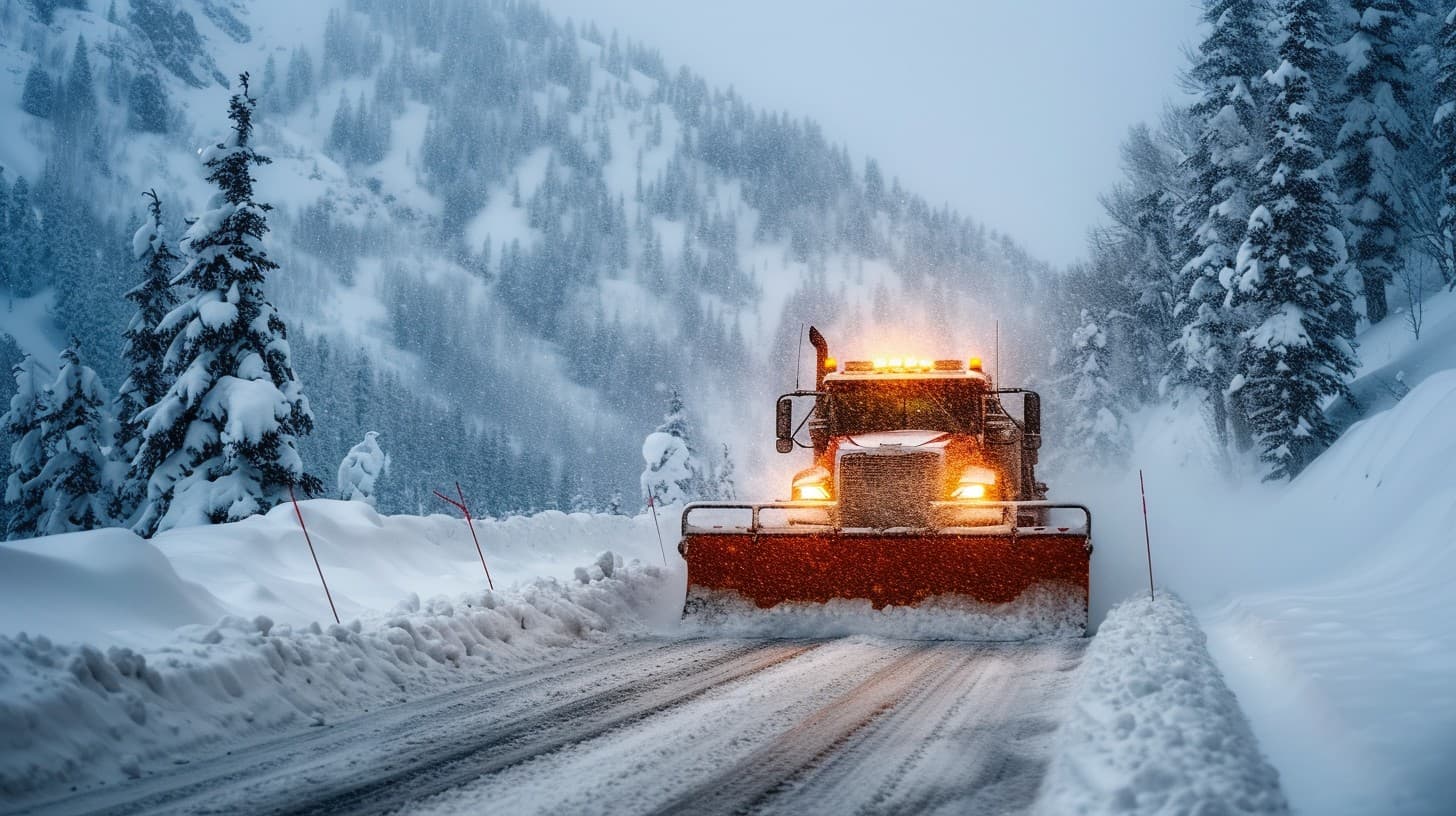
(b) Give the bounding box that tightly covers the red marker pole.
[434,484,494,590]
[290,485,340,624]
[647,495,667,566]
[1139,469,1155,602]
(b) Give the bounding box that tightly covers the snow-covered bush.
[640,389,705,507]
[337,431,389,506]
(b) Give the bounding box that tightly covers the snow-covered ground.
[1059,288,1456,816]
[0,501,684,798]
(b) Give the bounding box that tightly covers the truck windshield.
[826,379,982,436]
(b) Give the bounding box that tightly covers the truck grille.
[837,451,942,529]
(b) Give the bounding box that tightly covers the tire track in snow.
[407,638,1085,816]
[256,639,821,816]
[647,643,962,816]
[403,638,937,815]
[764,639,1086,816]
[17,638,785,816]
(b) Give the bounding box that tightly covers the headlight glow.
[952,465,997,501]
[791,465,833,502]
[794,484,831,501]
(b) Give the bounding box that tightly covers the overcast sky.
[539,0,1203,266]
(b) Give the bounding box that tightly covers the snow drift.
[1037,593,1286,815]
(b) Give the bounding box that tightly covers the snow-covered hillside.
[0,0,1056,516]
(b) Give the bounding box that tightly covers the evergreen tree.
[1334,0,1416,324]
[35,344,115,534]
[1234,0,1359,478]
[327,93,353,160]
[63,35,96,126]
[132,73,321,536]
[1058,309,1131,464]
[115,190,180,521]
[715,442,737,499]
[0,168,7,292]
[21,64,55,119]
[1169,0,1272,451]
[656,388,692,440]
[127,72,170,133]
[2,355,49,540]
[1435,3,1456,289]
[6,177,39,295]
[285,47,314,112]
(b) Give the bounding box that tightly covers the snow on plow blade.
[678,502,1093,638]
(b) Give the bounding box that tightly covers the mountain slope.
[0,0,1058,514]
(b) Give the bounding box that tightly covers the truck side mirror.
[775,397,794,453]
[1023,391,1042,450]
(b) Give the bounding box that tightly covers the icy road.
[18,636,1085,816]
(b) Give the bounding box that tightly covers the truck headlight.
[791,465,832,502]
[951,466,996,500]
[795,484,831,501]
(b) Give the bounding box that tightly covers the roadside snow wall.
[0,555,672,800]
[1036,593,1287,816]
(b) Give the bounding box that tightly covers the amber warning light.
[836,358,973,373]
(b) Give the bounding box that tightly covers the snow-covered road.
[14,636,1085,816]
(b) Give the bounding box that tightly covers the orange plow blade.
[678,503,1092,637]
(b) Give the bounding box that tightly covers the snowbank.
[0,499,683,646]
[148,500,681,627]
[1057,366,1456,816]
[0,554,674,800]
[0,531,229,646]
[1036,594,1286,815]
[0,499,690,801]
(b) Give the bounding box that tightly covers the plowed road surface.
[20,637,1086,815]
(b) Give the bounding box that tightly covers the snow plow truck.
[678,327,1093,633]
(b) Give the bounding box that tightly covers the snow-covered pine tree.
[34,344,116,535]
[658,389,692,440]
[640,388,704,506]
[131,73,322,536]
[2,356,49,540]
[1234,0,1360,480]
[127,72,170,134]
[1334,0,1417,324]
[0,168,7,291]
[337,430,388,506]
[21,64,54,119]
[1435,3,1456,289]
[1059,309,1131,464]
[62,35,96,128]
[115,190,181,522]
[715,443,738,500]
[327,93,353,160]
[1169,0,1272,452]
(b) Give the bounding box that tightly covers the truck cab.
[776,330,1046,529]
